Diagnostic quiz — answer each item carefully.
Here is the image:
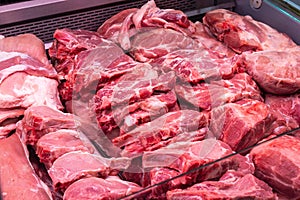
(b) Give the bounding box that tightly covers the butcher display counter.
[0,0,300,199]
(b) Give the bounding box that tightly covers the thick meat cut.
[153,49,238,84]
[48,151,130,191]
[98,0,195,50]
[265,94,300,135]
[175,72,262,110]
[250,135,300,198]
[63,176,143,200]
[203,9,297,53]
[239,49,300,95]
[112,110,209,158]
[36,130,95,168]
[167,171,276,199]
[130,28,199,62]
[0,134,52,200]
[210,99,276,151]
[17,106,77,145]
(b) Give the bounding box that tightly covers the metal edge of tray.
[0,0,128,25]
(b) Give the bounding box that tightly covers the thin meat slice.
[0,34,49,65]
[36,130,95,168]
[48,151,131,192]
[17,106,77,145]
[210,99,276,151]
[130,28,199,62]
[265,94,300,135]
[250,135,300,198]
[239,49,300,95]
[203,9,297,53]
[0,134,52,200]
[0,72,62,110]
[63,176,143,200]
[167,171,276,200]
[175,73,262,110]
[112,110,209,158]
[153,49,238,84]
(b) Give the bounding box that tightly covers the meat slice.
[0,134,52,200]
[48,151,131,191]
[210,99,276,151]
[48,28,107,76]
[175,73,262,110]
[112,110,209,158]
[115,90,178,134]
[93,65,175,111]
[167,171,276,199]
[63,176,143,200]
[17,106,77,145]
[0,51,57,81]
[250,135,300,198]
[0,108,24,124]
[153,49,238,84]
[265,94,300,135]
[0,123,17,139]
[36,130,95,168]
[203,9,297,53]
[191,21,235,58]
[239,49,300,95]
[142,139,254,198]
[130,28,199,62]
[0,72,62,110]
[98,0,195,50]
[0,34,49,65]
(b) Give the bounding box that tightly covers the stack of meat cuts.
[1,0,300,199]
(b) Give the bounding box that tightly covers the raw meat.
[0,51,57,81]
[98,0,195,49]
[210,99,276,151]
[17,106,77,145]
[93,65,175,111]
[0,108,24,124]
[250,135,300,198]
[0,72,62,110]
[265,94,300,135]
[203,9,297,53]
[142,139,255,198]
[153,49,238,84]
[238,49,300,95]
[58,42,136,102]
[63,176,143,200]
[0,123,17,139]
[48,151,131,191]
[175,72,262,110]
[0,134,52,200]
[115,90,178,134]
[112,110,209,158]
[130,28,199,62]
[0,34,49,65]
[191,21,235,58]
[48,28,106,76]
[36,130,95,168]
[167,171,276,199]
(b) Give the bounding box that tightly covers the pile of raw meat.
[1,0,300,199]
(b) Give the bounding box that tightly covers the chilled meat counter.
[0,0,299,199]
